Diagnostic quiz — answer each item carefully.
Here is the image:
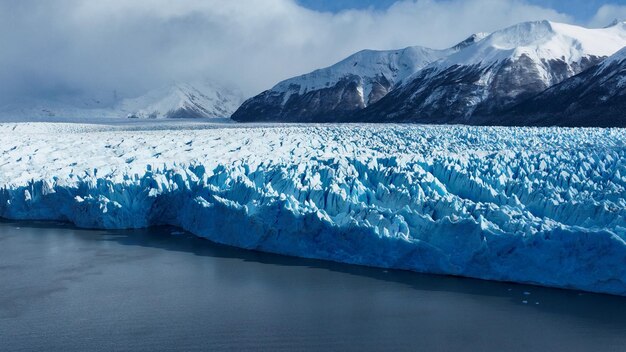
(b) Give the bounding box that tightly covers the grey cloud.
[0,0,575,105]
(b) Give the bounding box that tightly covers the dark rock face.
[231,44,451,122]
[368,75,393,105]
[165,106,209,119]
[451,33,487,51]
[231,34,493,123]
[355,55,604,124]
[235,51,609,125]
[232,19,626,126]
[502,58,626,127]
[473,56,603,124]
[355,65,490,123]
[232,76,392,122]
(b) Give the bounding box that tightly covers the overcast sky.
[298,0,621,23]
[1,0,625,105]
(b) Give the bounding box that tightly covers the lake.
[2,221,626,351]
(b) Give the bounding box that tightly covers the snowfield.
[1,121,625,295]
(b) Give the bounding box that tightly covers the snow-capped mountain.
[120,81,243,119]
[503,46,626,127]
[231,34,486,122]
[0,81,244,120]
[234,20,626,126]
[357,20,626,124]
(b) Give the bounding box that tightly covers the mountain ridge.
[232,20,626,126]
[231,33,488,122]
[500,46,626,127]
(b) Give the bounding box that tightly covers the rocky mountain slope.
[231,34,487,122]
[357,21,626,124]
[502,46,626,127]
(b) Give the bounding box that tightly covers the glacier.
[1,122,625,295]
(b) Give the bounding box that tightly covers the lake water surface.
[2,221,626,351]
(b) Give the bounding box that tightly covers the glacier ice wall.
[1,123,625,295]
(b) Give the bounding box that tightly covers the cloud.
[0,0,572,104]
[588,4,626,28]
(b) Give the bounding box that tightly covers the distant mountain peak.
[436,20,626,68]
[233,44,453,122]
[0,81,244,120]
[120,81,244,119]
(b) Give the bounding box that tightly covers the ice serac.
[504,44,626,127]
[357,21,626,124]
[231,43,462,122]
[1,123,625,296]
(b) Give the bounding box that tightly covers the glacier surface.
[1,122,625,295]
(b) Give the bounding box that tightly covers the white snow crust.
[1,122,625,295]
[440,20,626,67]
[602,45,626,66]
[272,46,453,106]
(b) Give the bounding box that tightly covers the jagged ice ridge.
[1,122,625,295]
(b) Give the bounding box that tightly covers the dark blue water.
[2,221,626,351]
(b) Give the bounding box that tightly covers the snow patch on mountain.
[601,45,626,67]
[272,46,451,107]
[452,32,490,51]
[270,32,493,108]
[232,33,490,122]
[608,46,626,89]
[120,82,243,119]
[503,44,626,126]
[440,20,626,68]
[357,20,626,124]
[233,20,626,125]
[1,122,626,295]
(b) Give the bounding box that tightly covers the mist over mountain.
[0,0,577,109]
